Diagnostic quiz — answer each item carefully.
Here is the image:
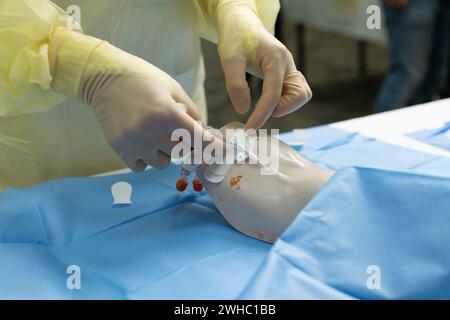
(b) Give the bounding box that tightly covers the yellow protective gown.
[0,0,279,190]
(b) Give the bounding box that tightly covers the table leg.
[358,40,368,79]
[297,24,306,76]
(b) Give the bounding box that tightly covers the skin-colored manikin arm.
[197,123,334,243]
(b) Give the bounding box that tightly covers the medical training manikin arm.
[196,123,335,243]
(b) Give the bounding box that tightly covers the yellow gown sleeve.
[0,0,80,117]
[193,0,280,43]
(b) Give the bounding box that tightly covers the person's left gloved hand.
[215,0,312,129]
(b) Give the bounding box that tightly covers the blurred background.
[202,0,450,132]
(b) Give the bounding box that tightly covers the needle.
[207,129,272,171]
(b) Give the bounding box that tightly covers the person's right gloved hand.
[49,27,217,171]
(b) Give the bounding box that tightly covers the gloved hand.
[214,0,312,129]
[49,27,218,171]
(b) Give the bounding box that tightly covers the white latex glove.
[49,27,218,171]
[88,73,206,171]
[215,0,312,129]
